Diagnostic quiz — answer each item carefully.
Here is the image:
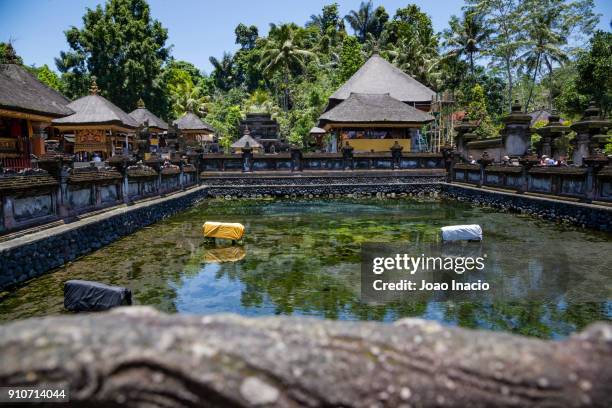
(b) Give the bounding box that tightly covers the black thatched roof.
[328,54,436,104]
[0,64,73,117]
[129,106,168,131]
[319,93,434,125]
[173,112,214,132]
[231,134,262,149]
[52,94,138,129]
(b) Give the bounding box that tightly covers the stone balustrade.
[200,147,445,174]
[0,307,610,407]
[0,155,198,235]
[451,155,612,203]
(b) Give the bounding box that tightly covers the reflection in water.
[0,198,610,339]
[203,245,246,263]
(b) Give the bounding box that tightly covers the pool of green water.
[0,198,610,339]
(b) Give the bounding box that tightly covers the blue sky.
[1,0,610,73]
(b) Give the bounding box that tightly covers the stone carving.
[0,307,610,407]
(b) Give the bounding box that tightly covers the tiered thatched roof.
[129,100,168,131]
[52,92,137,131]
[328,54,436,106]
[231,134,262,149]
[319,93,434,127]
[0,64,73,118]
[173,112,214,132]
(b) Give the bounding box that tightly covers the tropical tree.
[307,3,342,34]
[235,23,259,50]
[519,0,598,111]
[55,0,170,115]
[0,42,23,64]
[443,9,491,76]
[338,36,364,82]
[466,84,499,138]
[259,24,316,111]
[209,52,236,92]
[169,81,208,118]
[344,1,388,43]
[33,64,62,91]
[575,30,612,116]
[469,0,523,110]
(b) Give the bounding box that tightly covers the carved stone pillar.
[518,150,539,194]
[477,151,493,187]
[501,100,532,157]
[241,142,253,173]
[583,153,609,202]
[570,102,611,166]
[37,154,74,217]
[107,155,135,204]
[440,143,455,183]
[535,111,569,161]
[453,117,477,161]
[390,141,403,170]
[290,147,302,172]
[144,155,163,194]
[342,141,354,170]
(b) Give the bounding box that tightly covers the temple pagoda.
[129,99,168,155]
[318,54,435,152]
[173,112,215,150]
[52,81,138,161]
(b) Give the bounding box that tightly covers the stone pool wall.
[0,157,198,236]
[443,183,612,232]
[203,170,445,197]
[0,186,207,290]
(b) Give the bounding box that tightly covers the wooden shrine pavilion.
[129,99,169,155]
[319,54,435,152]
[173,112,215,150]
[52,81,138,161]
[0,63,73,169]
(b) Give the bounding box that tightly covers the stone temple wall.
[442,183,612,233]
[0,186,208,290]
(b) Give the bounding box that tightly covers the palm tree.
[209,52,235,91]
[344,1,388,43]
[385,37,441,88]
[443,10,491,76]
[520,13,568,111]
[170,82,208,118]
[259,24,316,111]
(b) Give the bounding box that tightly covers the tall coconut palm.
[209,52,235,92]
[520,13,568,110]
[259,24,316,111]
[443,10,491,76]
[383,37,440,88]
[171,82,208,118]
[344,1,388,43]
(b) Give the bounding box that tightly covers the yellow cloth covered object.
[203,222,245,240]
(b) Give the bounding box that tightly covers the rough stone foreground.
[0,307,610,407]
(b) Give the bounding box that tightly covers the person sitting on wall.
[541,155,557,166]
[502,155,510,165]
[469,155,477,165]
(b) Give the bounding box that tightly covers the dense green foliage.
[2,0,607,146]
[55,0,170,116]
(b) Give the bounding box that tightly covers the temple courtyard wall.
[1,166,612,290]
